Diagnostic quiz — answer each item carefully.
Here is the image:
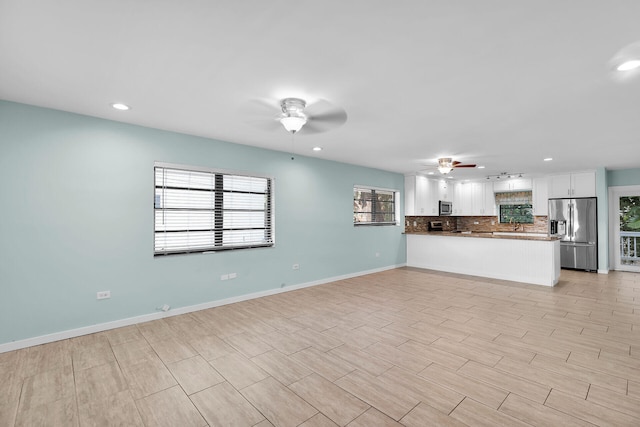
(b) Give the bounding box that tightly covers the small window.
[499,204,534,224]
[354,186,397,226]
[154,163,273,256]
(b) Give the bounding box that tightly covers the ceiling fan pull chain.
[290,131,295,160]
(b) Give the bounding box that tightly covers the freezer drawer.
[560,243,597,271]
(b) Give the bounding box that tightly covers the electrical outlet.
[229,273,237,279]
[292,264,300,270]
[96,291,110,300]
[473,221,479,225]
[221,274,229,281]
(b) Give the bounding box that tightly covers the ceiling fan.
[427,157,477,174]
[242,97,347,135]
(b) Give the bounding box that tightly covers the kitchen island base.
[407,234,561,287]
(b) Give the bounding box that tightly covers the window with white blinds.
[353,186,397,226]
[154,164,273,256]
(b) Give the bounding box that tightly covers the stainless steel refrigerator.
[548,197,598,271]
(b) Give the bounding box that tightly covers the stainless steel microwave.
[439,200,452,216]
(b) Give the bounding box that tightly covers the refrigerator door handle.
[568,203,572,240]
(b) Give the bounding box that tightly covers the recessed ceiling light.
[616,60,640,71]
[312,146,322,152]
[111,103,130,111]
[544,158,553,161]
[427,172,435,175]
[477,166,485,169]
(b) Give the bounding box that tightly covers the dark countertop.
[404,231,560,241]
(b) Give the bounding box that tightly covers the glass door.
[611,186,640,272]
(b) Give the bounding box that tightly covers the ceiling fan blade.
[305,99,347,126]
[299,120,333,134]
[239,98,283,130]
[244,117,282,131]
[453,164,477,168]
[452,160,461,166]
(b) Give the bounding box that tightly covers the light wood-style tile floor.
[1,267,640,426]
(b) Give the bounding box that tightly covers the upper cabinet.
[492,178,532,192]
[533,176,549,216]
[406,171,593,218]
[405,175,446,215]
[452,182,495,216]
[453,182,471,215]
[548,172,595,198]
[471,182,496,216]
[405,175,416,215]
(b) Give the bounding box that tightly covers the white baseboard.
[597,269,609,274]
[0,264,405,354]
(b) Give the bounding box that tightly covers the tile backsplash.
[405,215,548,234]
[403,216,458,232]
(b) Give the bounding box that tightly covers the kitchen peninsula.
[406,231,561,286]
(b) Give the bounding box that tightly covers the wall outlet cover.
[96,291,110,300]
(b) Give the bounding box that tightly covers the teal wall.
[608,168,640,187]
[0,100,406,345]
[595,167,608,271]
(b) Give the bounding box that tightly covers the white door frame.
[609,185,640,272]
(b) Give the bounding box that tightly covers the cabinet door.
[414,175,429,215]
[456,182,473,215]
[483,182,496,215]
[533,177,548,216]
[425,179,439,215]
[571,172,596,197]
[452,182,463,215]
[511,178,532,191]
[404,175,416,215]
[548,174,571,198]
[438,179,450,201]
[493,181,511,192]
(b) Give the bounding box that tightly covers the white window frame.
[154,162,274,256]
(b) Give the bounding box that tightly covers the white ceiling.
[2,1,640,180]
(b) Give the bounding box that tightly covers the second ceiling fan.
[434,157,477,174]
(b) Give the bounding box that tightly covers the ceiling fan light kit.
[280,115,307,133]
[436,157,476,174]
[280,98,308,133]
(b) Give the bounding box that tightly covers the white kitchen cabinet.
[453,182,472,215]
[548,172,595,198]
[437,179,451,201]
[415,175,429,215]
[425,179,439,215]
[405,175,445,215]
[571,172,596,197]
[453,181,496,216]
[472,182,496,215]
[533,176,549,216]
[404,175,416,215]
[493,178,532,192]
